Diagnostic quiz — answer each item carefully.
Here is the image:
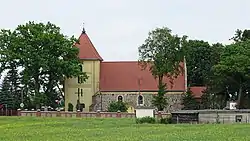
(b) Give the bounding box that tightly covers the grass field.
[0,117,250,141]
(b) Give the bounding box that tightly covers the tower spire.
[82,22,86,34]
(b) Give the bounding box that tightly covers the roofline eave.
[99,90,185,93]
[79,58,103,61]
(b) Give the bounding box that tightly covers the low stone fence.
[17,110,170,118]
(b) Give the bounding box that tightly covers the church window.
[117,95,123,102]
[78,76,80,83]
[138,95,143,105]
[80,89,83,97]
[79,65,83,72]
[77,88,80,97]
[77,65,84,84]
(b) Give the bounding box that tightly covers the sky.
[0,0,249,62]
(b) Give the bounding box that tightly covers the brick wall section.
[92,93,184,112]
[19,110,170,118]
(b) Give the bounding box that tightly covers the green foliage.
[0,21,88,109]
[136,116,173,124]
[182,87,199,110]
[136,116,156,124]
[184,40,223,86]
[138,27,186,110]
[0,66,22,109]
[0,76,14,109]
[200,89,224,109]
[138,27,185,80]
[151,82,168,111]
[212,40,250,108]
[68,103,73,111]
[159,117,173,124]
[107,101,128,112]
[230,29,250,42]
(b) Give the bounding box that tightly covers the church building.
[64,27,202,112]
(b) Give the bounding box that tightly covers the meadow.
[0,117,250,141]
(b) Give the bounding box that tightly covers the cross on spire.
[82,22,86,34]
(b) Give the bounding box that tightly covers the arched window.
[138,95,143,105]
[79,65,83,72]
[78,65,83,83]
[117,95,123,102]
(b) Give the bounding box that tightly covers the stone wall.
[18,110,171,119]
[92,93,184,112]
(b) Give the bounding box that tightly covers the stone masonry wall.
[92,93,184,112]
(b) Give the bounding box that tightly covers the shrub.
[159,117,173,124]
[182,87,199,110]
[68,103,73,111]
[136,116,156,124]
[108,101,128,112]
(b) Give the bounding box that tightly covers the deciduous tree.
[138,27,186,111]
[0,21,88,109]
[212,40,250,108]
[230,29,250,42]
[185,40,223,86]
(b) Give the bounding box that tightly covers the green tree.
[68,103,73,111]
[0,21,88,109]
[108,101,128,112]
[181,87,199,110]
[0,75,15,109]
[0,63,22,110]
[185,40,224,86]
[200,88,224,109]
[138,27,186,111]
[212,40,250,109]
[230,29,250,42]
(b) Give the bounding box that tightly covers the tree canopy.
[184,40,223,86]
[212,40,250,108]
[0,21,88,109]
[138,27,186,111]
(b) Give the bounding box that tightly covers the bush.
[108,101,128,112]
[182,87,199,110]
[159,117,173,124]
[136,116,156,124]
[68,103,73,111]
[136,116,173,124]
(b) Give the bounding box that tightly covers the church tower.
[64,26,102,112]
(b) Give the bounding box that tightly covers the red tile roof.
[74,28,187,92]
[99,61,185,92]
[75,32,103,60]
[190,86,206,98]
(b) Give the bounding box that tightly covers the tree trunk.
[56,83,65,100]
[237,84,243,109]
[34,74,41,109]
[158,75,163,87]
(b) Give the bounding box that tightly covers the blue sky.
[0,0,249,61]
